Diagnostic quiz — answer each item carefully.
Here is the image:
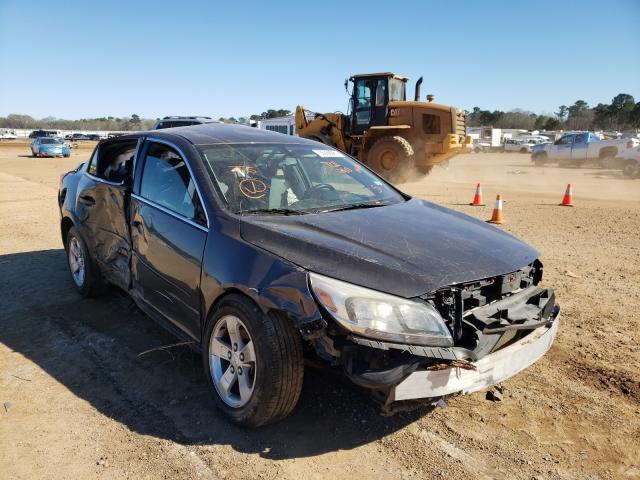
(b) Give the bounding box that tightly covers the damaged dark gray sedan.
[58,124,560,426]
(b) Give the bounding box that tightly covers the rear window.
[157,120,200,129]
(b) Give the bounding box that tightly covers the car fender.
[200,227,324,340]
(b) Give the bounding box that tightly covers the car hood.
[239,198,539,298]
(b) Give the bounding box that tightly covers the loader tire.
[367,136,415,184]
[417,165,434,175]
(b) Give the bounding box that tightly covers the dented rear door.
[75,139,140,290]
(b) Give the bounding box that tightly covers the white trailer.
[259,116,298,136]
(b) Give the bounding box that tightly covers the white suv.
[152,116,218,129]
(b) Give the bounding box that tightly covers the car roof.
[149,123,321,147]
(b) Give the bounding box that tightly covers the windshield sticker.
[230,165,257,177]
[321,160,352,175]
[239,178,267,199]
[313,149,344,158]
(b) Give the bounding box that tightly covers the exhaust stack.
[414,77,423,101]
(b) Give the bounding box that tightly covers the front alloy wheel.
[209,315,256,408]
[202,295,304,427]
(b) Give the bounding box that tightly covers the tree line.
[3,95,638,133]
[0,113,155,131]
[0,110,295,131]
[217,109,292,124]
[466,93,640,132]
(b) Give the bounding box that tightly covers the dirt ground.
[1,142,639,480]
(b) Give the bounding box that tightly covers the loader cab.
[349,73,407,135]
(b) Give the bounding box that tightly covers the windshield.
[200,143,404,214]
[40,138,58,144]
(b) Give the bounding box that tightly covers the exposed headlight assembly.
[309,272,453,347]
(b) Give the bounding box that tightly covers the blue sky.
[1,0,638,119]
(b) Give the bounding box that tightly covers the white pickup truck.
[531,131,638,167]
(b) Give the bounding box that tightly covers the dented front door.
[129,139,207,339]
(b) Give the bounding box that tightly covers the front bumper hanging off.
[389,312,559,402]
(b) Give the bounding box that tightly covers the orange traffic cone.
[469,183,485,206]
[487,195,504,224]
[559,183,574,207]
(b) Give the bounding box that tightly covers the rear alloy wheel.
[65,226,105,297]
[203,295,303,427]
[367,136,415,183]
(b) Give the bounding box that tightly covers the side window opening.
[140,143,205,224]
[89,141,137,183]
[375,81,386,107]
[354,79,372,125]
[87,148,98,175]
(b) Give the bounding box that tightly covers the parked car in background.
[471,138,491,153]
[68,133,91,141]
[622,145,640,178]
[504,138,535,153]
[31,137,70,157]
[0,129,18,140]
[152,116,218,129]
[58,124,559,426]
[518,135,551,144]
[29,129,62,139]
[531,131,637,167]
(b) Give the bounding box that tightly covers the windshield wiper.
[239,208,307,216]
[321,201,391,213]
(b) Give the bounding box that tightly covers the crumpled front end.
[308,260,559,405]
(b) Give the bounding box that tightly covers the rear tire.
[65,227,105,297]
[366,136,415,183]
[533,153,548,167]
[203,294,304,427]
[623,160,640,178]
[598,154,615,169]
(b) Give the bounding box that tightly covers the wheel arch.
[202,287,293,342]
[598,146,618,159]
[60,216,75,248]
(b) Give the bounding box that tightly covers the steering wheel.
[302,183,336,199]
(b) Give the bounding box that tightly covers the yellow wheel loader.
[295,73,471,183]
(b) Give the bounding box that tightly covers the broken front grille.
[426,261,543,343]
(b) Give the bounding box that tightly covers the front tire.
[366,136,415,183]
[65,227,105,297]
[203,295,304,427]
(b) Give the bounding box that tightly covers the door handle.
[79,194,95,205]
